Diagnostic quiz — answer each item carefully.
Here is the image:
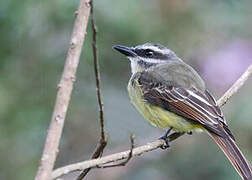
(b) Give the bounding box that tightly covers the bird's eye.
[145,49,154,57]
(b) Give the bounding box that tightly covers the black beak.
[113,45,137,57]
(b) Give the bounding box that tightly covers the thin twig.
[76,0,107,179]
[90,0,105,141]
[218,65,252,106]
[76,139,107,180]
[97,134,135,168]
[51,63,252,179]
[35,1,91,180]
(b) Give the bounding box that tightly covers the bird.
[113,43,252,180]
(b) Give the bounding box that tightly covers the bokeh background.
[1,0,252,179]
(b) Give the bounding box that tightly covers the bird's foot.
[159,127,173,149]
[159,135,170,149]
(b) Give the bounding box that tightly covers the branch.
[97,134,135,168]
[91,0,106,141]
[217,65,252,106]
[51,65,252,179]
[35,1,91,179]
[76,1,107,179]
[52,132,184,179]
[52,139,164,179]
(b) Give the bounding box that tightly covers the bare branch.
[51,64,252,179]
[76,138,107,180]
[97,134,135,168]
[90,0,106,142]
[52,139,164,179]
[35,1,91,179]
[218,65,252,106]
[76,0,107,179]
[52,133,185,179]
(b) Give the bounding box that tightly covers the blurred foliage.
[1,0,252,179]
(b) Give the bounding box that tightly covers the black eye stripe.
[134,48,168,60]
[134,49,147,57]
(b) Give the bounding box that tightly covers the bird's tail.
[210,133,252,180]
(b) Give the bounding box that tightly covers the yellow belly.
[128,80,204,132]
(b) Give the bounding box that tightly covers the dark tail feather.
[210,133,252,180]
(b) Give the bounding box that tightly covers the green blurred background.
[1,0,252,179]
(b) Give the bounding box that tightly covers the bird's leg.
[159,127,173,149]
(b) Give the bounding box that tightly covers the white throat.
[130,60,141,74]
[129,57,168,74]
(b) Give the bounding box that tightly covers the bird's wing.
[139,74,234,139]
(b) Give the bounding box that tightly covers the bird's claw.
[159,135,170,149]
[159,127,173,149]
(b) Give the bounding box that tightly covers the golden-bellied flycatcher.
[113,43,252,180]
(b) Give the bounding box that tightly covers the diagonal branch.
[51,64,252,179]
[35,1,91,179]
[217,65,252,106]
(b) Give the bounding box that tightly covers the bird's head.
[113,43,181,74]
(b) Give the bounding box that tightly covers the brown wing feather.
[143,84,252,179]
[211,133,252,180]
[143,85,234,139]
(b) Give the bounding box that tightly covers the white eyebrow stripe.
[143,46,162,52]
[141,45,171,54]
